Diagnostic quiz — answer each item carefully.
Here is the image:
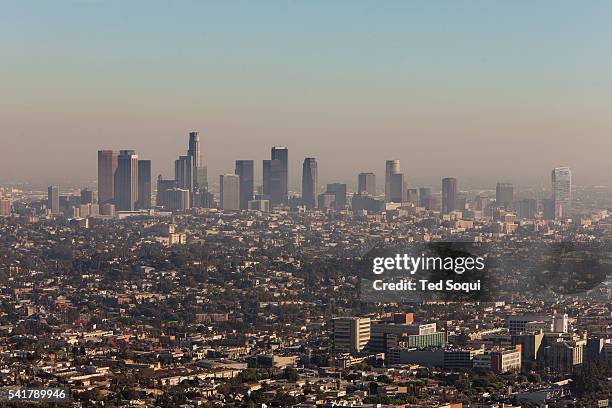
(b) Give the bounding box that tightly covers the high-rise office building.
[80,189,97,205]
[546,339,586,373]
[389,173,406,203]
[235,160,254,210]
[156,176,178,208]
[407,188,419,205]
[97,150,118,205]
[318,192,336,210]
[352,194,385,213]
[100,203,116,217]
[165,188,190,211]
[262,160,271,196]
[552,167,572,219]
[442,177,458,214]
[542,198,556,220]
[0,198,11,216]
[496,182,514,209]
[419,187,432,209]
[385,160,401,202]
[115,150,139,211]
[175,155,194,192]
[220,174,240,211]
[331,317,371,354]
[137,160,152,209]
[326,183,347,209]
[47,186,60,214]
[302,158,318,209]
[262,159,282,205]
[358,172,376,196]
[187,131,202,167]
[474,195,490,211]
[247,199,270,212]
[187,131,208,191]
[271,147,288,204]
[553,313,569,333]
[194,166,208,192]
[518,198,537,220]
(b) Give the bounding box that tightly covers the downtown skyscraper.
[389,173,407,203]
[188,131,202,167]
[235,160,254,210]
[188,131,208,191]
[263,159,282,205]
[97,150,118,205]
[220,174,240,211]
[302,158,318,209]
[496,182,514,209]
[137,160,152,209]
[115,150,139,211]
[552,166,572,219]
[442,177,458,214]
[419,187,432,209]
[175,155,194,192]
[385,160,401,202]
[326,183,347,209]
[358,172,376,196]
[271,146,288,205]
[170,131,208,210]
[47,185,60,214]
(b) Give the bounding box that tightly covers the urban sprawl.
[0,132,610,407]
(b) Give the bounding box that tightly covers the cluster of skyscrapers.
[219,147,289,211]
[42,132,574,219]
[95,150,151,214]
[92,132,205,215]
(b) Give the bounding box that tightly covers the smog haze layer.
[1,1,611,189]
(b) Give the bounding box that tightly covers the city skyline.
[82,132,576,222]
[1,133,591,198]
[1,2,612,187]
[0,129,606,191]
[1,3,610,405]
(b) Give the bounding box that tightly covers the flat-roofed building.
[331,317,371,354]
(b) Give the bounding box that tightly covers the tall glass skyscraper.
[419,187,432,209]
[389,173,406,203]
[552,166,571,219]
[188,131,207,191]
[188,131,202,167]
[271,147,288,204]
[97,150,118,205]
[115,150,139,211]
[496,182,514,210]
[442,177,457,214]
[47,185,60,214]
[137,160,152,209]
[385,160,401,202]
[302,158,318,209]
[263,159,282,205]
[358,172,376,196]
[175,155,194,192]
[235,160,254,210]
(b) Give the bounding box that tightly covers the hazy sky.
[1,0,611,190]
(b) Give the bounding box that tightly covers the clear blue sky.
[1,1,611,188]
